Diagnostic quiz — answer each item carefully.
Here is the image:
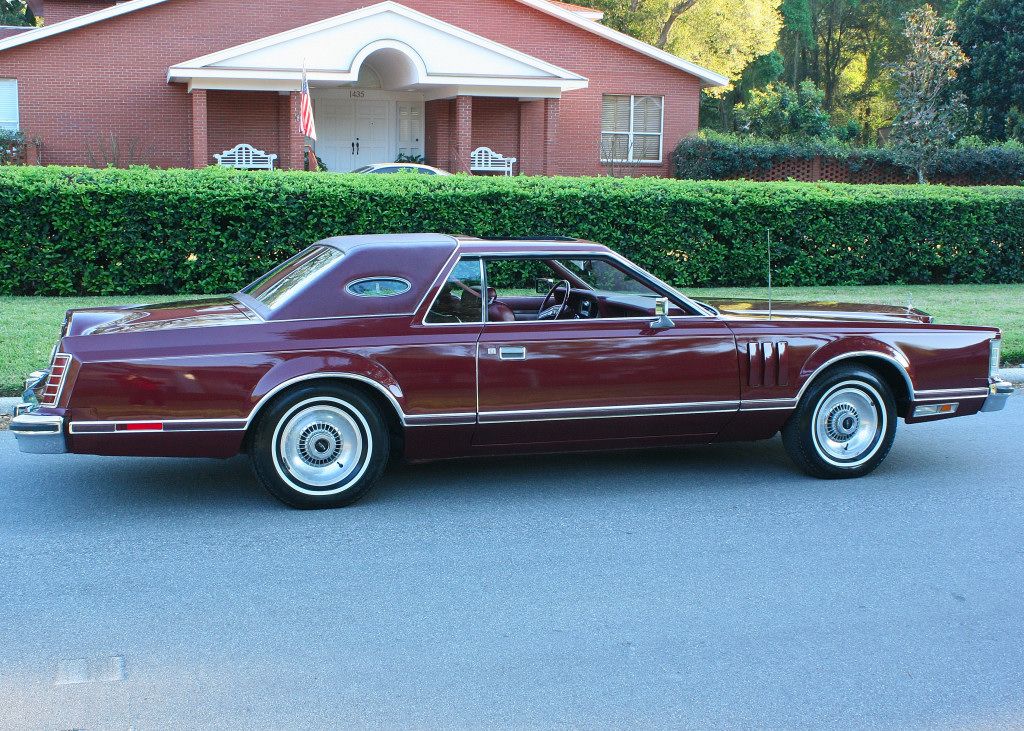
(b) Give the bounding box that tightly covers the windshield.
[241,246,344,309]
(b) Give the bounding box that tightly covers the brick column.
[191,89,208,169]
[277,91,305,170]
[452,95,473,173]
[542,97,559,176]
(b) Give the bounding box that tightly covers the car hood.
[702,298,934,324]
[63,296,260,336]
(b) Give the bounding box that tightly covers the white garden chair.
[470,146,517,176]
[214,143,277,170]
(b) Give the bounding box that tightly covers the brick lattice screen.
[734,156,1019,186]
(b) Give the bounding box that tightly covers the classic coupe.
[11,234,1012,508]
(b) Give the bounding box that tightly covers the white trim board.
[0,0,727,87]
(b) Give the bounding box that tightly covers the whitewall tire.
[782,365,897,479]
[251,384,390,508]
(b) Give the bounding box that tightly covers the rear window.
[241,246,344,309]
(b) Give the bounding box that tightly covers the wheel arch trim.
[796,349,914,404]
[246,372,409,428]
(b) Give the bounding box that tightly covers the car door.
[474,265,741,446]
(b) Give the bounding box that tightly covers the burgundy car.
[11,234,1012,508]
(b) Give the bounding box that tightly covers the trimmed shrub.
[673,132,1024,184]
[0,165,1022,295]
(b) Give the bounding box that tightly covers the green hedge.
[1,165,1023,294]
[673,132,1024,184]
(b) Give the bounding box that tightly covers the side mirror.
[651,297,675,330]
[536,277,557,294]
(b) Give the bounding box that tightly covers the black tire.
[250,384,391,508]
[782,364,897,479]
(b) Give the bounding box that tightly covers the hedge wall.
[1,165,1023,295]
[673,133,1024,185]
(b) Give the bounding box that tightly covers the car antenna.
[767,228,773,321]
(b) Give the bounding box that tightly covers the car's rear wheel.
[782,365,896,479]
[251,384,390,508]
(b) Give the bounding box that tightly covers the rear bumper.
[10,411,67,454]
[982,381,1014,413]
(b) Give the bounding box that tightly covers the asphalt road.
[1,398,1023,730]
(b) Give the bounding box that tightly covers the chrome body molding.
[739,398,798,412]
[912,387,990,402]
[10,411,67,454]
[69,419,248,434]
[477,400,740,424]
[404,413,477,427]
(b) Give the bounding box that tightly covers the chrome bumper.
[981,381,1014,413]
[10,410,67,454]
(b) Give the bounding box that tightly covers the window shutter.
[632,96,663,134]
[0,79,18,131]
[601,95,630,132]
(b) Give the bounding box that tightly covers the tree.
[735,79,859,138]
[889,4,967,182]
[0,0,33,25]
[591,0,783,87]
[955,0,1024,141]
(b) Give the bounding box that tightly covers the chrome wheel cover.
[811,382,886,467]
[272,399,371,494]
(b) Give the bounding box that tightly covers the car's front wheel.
[251,384,390,508]
[782,365,897,479]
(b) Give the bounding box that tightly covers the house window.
[600,94,663,163]
[0,79,18,131]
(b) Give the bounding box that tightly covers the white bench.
[470,146,517,176]
[214,143,278,170]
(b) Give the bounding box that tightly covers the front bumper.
[981,380,1014,413]
[10,410,67,454]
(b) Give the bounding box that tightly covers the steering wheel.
[538,279,571,320]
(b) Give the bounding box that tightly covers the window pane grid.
[600,94,663,164]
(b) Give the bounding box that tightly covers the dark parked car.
[12,234,1012,508]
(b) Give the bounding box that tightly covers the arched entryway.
[312,47,426,172]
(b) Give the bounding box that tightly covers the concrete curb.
[1000,368,1024,385]
[1,397,22,415]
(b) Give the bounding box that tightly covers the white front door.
[315,97,357,172]
[313,95,418,172]
[353,100,391,167]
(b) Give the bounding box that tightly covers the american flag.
[300,64,317,141]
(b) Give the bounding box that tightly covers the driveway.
[1,398,1022,729]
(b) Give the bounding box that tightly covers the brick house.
[0,0,726,175]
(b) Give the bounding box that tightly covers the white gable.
[218,10,549,79]
[168,2,588,96]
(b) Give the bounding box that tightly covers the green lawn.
[1,285,1021,396]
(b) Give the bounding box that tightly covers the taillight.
[39,353,71,407]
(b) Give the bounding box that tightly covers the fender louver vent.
[748,341,789,387]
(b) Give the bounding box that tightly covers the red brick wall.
[39,0,115,25]
[471,96,519,170]
[206,90,283,164]
[0,0,707,175]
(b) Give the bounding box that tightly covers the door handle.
[356,141,360,154]
[351,142,355,154]
[498,346,527,361]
